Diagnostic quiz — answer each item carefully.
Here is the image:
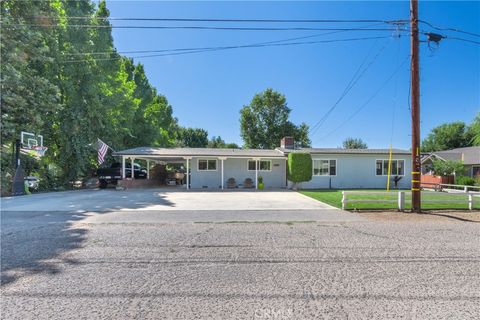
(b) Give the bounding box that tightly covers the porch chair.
[243,178,254,188]
[227,177,237,189]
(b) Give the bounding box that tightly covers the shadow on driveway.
[1,191,175,286]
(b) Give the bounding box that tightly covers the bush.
[455,176,475,186]
[287,152,312,183]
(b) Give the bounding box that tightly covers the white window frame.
[312,159,337,176]
[197,159,217,171]
[247,159,272,172]
[375,159,405,176]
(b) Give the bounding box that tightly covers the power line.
[4,23,406,32]
[445,36,480,45]
[309,38,393,136]
[30,16,408,24]
[64,23,391,56]
[64,35,396,63]
[318,56,409,140]
[419,19,480,38]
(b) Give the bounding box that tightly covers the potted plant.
[257,176,264,190]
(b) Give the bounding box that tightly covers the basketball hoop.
[33,146,48,157]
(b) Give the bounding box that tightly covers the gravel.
[1,210,479,319]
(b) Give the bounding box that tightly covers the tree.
[342,138,368,149]
[176,127,208,147]
[421,122,473,152]
[287,153,312,189]
[240,88,311,149]
[208,136,239,149]
[467,113,480,146]
[431,159,465,176]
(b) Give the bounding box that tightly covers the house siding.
[298,154,412,189]
[190,157,287,189]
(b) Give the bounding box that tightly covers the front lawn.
[300,189,480,210]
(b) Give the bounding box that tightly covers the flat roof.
[277,147,411,155]
[113,147,286,158]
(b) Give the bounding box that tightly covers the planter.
[258,182,264,190]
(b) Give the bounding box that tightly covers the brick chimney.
[280,137,294,149]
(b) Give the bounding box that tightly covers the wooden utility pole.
[410,0,421,212]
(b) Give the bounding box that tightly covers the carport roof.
[113,147,286,158]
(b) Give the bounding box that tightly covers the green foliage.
[240,88,311,149]
[468,113,480,146]
[342,137,368,149]
[1,0,179,189]
[176,127,209,147]
[455,176,475,186]
[207,136,239,149]
[431,159,464,176]
[421,122,473,152]
[287,153,312,183]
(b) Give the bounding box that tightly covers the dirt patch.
[355,210,480,223]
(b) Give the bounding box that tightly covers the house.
[421,146,480,177]
[113,137,412,190]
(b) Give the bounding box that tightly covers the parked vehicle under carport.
[97,162,147,188]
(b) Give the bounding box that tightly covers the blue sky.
[104,1,479,149]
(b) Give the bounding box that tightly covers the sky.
[104,0,479,149]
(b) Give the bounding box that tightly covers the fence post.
[468,194,473,211]
[341,191,346,210]
[464,186,468,193]
[398,191,405,211]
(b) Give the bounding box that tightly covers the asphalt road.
[1,207,479,319]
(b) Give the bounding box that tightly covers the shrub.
[287,152,312,184]
[455,175,475,186]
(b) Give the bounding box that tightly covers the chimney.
[280,136,294,149]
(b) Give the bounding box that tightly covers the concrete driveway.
[1,189,361,223]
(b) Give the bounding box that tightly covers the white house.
[113,137,412,190]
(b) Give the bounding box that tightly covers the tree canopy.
[0,0,180,190]
[421,121,474,152]
[240,88,311,149]
[342,138,368,149]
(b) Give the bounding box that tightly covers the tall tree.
[208,136,239,149]
[0,0,61,143]
[176,127,209,147]
[421,122,473,152]
[467,113,480,146]
[342,138,368,149]
[240,88,311,149]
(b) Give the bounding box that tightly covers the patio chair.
[227,177,237,189]
[243,178,254,188]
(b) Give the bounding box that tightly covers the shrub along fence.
[341,190,476,211]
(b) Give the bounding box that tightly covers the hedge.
[287,152,312,183]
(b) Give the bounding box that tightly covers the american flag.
[97,139,110,165]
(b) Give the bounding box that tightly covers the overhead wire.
[63,35,402,63]
[419,19,480,38]
[309,37,393,136]
[319,55,409,140]
[63,22,390,56]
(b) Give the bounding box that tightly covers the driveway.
[1,189,361,223]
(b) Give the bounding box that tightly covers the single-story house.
[421,146,480,177]
[113,137,412,190]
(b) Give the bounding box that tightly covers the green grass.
[300,189,480,210]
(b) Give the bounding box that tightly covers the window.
[376,160,405,176]
[247,160,271,171]
[313,159,336,176]
[198,159,217,171]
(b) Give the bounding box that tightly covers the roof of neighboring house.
[423,146,480,165]
[113,147,285,158]
[276,147,411,155]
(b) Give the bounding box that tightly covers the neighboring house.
[421,146,480,177]
[113,137,412,190]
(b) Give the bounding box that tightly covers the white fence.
[341,191,476,211]
[421,182,480,193]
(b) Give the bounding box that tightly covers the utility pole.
[410,0,421,212]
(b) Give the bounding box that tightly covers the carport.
[113,147,287,190]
